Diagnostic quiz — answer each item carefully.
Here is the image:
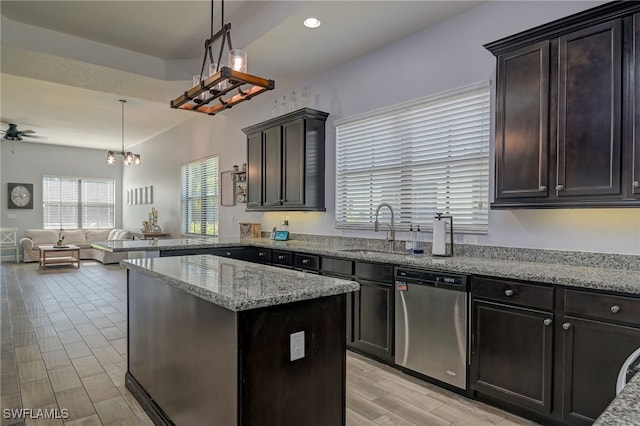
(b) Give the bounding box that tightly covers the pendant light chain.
[121,99,126,153]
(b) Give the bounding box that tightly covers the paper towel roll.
[432,219,447,256]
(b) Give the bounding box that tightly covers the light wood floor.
[1,261,539,426]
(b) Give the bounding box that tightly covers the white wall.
[0,141,123,237]
[123,0,640,255]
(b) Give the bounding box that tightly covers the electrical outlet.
[463,235,478,245]
[290,331,305,361]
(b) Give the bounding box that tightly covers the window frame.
[180,155,220,236]
[42,175,116,230]
[334,81,490,234]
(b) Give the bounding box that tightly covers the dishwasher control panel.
[396,268,468,291]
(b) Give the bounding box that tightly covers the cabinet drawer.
[355,262,393,283]
[322,257,353,277]
[472,277,554,310]
[564,289,640,326]
[244,247,272,264]
[272,250,293,268]
[209,247,245,260]
[294,253,320,271]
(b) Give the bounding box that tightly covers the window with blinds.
[181,156,219,236]
[335,82,490,233]
[43,176,115,229]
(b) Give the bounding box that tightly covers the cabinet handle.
[543,319,552,326]
[610,305,621,314]
[225,251,231,256]
[504,289,514,297]
[555,184,564,191]
[277,255,285,260]
[562,322,571,330]
[302,259,310,264]
[633,181,640,188]
[539,185,547,192]
[258,252,265,257]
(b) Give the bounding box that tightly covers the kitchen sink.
[338,248,399,255]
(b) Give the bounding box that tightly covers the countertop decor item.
[239,223,261,238]
[170,0,274,116]
[106,100,141,165]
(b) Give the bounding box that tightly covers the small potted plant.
[56,230,65,247]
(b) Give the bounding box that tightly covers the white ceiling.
[0,0,483,150]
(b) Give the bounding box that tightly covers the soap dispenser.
[432,213,454,257]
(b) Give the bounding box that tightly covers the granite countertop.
[594,374,640,425]
[93,237,243,252]
[96,237,640,295]
[122,255,359,312]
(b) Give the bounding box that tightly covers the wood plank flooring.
[0,261,539,426]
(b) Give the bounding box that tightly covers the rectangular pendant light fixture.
[170,2,274,116]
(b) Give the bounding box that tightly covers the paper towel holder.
[432,213,454,257]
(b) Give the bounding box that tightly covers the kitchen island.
[122,255,359,426]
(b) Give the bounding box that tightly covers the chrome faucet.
[374,203,395,251]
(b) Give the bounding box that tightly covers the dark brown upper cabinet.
[494,41,550,199]
[242,108,328,211]
[486,2,640,208]
[632,13,640,197]
[556,21,622,199]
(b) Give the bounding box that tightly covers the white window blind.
[181,156,219,236]
[335,82,490,233]
[43,176,115,229]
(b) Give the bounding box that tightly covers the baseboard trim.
[125,372,174,426]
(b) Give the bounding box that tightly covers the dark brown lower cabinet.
[350,279,394,362]
[559,316,640,425]
[471,300,554,414]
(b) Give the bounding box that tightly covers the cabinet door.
[351,279,394,362]
[471,300,554,414]
[246,132,263,208]
[282,119,305,207]
[495,42,549,199]
[633,14,640,196]
[263,126,282,206]
[560,316,640,425]
[556,20,622,197]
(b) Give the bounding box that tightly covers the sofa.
[20,228,133,264]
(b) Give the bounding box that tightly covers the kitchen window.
[43,176,115,229]
[181,155,219,236]
[335,81,490,233]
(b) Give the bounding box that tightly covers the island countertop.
[121,255,359,311]
[595,374,640,425]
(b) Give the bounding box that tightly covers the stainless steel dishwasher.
[394,267,468,390]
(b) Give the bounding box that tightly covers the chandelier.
[107,100,141,166]
[170,0,274,116]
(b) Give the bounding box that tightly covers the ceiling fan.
[1,123,47,141]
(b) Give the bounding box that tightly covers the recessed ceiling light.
[304,17,321,29]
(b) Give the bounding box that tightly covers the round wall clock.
[8,183,33,209]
